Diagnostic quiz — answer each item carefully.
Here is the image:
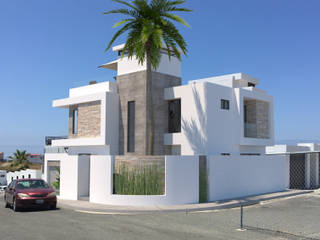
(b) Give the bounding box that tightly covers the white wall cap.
[297,143,320,151]
[189,73,259,86]
[51,137,106,147]
[69,81,117,97]
[266,144,311,154]
[53,92,105,108]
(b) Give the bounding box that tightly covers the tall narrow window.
[127,101,135,153]
[168,99,181,133]
[72,109,78,134]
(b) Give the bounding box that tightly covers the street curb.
[57,190,315,214]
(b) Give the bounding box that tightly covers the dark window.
[28,174,31,178]
[248,82,255,87]
[16,176,18,179]
[221,99,230,110]
[22,175,24,179]
[221,153,231,156]
[240,153,261,156]
[127,101,135,153]
[244,105,247,123]
[72,109,78,134]
[168,99,181,133]
[11,177,13,181]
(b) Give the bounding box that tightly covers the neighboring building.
[27,154,44,165]
[0,152,4,162]
[44,44,285,205]
[6,169,42,184]
[0,170,6,186]
[267,143,320,190]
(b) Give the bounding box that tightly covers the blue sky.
[0,0,319,154]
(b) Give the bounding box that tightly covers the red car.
[4,179,57,211]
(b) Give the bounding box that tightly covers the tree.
[105,0,191,155]
[8,150,29,165]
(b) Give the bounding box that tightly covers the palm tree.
[8,150,29,165]
[104,0,191,155]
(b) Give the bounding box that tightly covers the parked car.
[4,179,57,211]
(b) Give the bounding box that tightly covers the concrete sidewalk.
[57,190,315,214]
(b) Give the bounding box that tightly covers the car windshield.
[16,180,49,189]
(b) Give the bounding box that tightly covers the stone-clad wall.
[256,101,269,139]
[117,70,181,155]
[244,100,269,139]
[68,101,101,138]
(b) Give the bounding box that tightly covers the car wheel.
[12,198,19,212]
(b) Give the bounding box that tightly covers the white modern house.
[44,44,286,206]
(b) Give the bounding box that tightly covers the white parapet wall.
[6,169,42,184]
[90,155,199,206]
[208,155,287,201]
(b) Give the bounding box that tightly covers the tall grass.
[199,165,208,203]
[113,162,165,195]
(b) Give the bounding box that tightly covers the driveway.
[0,192,320,240]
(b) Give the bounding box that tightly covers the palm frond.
[111,0,138,11]
[113,19,134,28]
[105,21,136,51]
[161,13,190,27]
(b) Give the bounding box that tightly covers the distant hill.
[276,139,320,145]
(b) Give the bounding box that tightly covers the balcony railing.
[44,146,67,154]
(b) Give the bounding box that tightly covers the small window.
[221,153,230,156]
[16,176,18,179]
[28,174,31,178]
[72,108,78,134]
[240,153,261,156]
[22,175,24,179]
[221,99,230,110]
[11,177,13,181]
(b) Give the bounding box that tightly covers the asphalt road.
[0,192,320,240]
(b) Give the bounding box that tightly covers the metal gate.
[289,154,305,189]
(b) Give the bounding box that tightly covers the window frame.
[221,99,230,110]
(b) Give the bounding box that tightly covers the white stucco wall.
[164,80,274,155]
[208,155,287,201]
[117,54,181,77]
[6,169,42,184]
[89,155,199,206]
[59,155,82,200]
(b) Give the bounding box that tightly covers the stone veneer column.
[117,70,181,155]
[68,101,101,138]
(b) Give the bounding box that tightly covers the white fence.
[90,155,199,206]
[208,155,287,201]
[46,153,287,206]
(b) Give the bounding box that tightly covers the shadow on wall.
[181,85,208,155]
